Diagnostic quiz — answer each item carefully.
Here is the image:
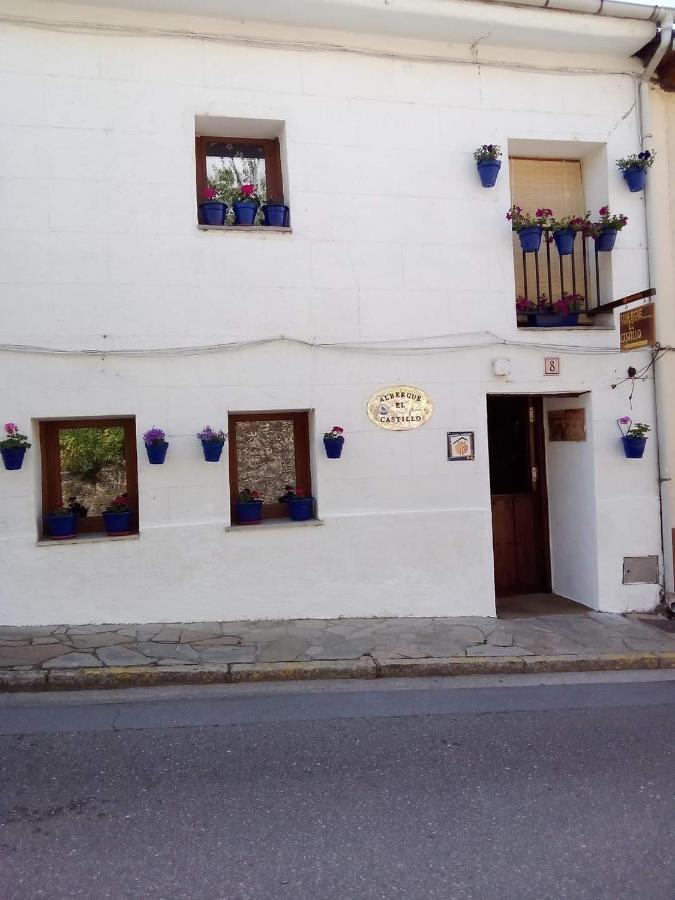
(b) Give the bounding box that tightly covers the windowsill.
[36,532,140,547]
[197,225,292,234]
[226,518,324,533]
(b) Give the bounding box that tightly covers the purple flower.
[197,425,226,443]
[143,426,166,445]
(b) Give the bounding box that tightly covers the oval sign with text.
[367,385,433,431]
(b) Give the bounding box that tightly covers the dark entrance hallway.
[487,395,551,599]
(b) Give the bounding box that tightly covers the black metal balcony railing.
[514,228,605,317]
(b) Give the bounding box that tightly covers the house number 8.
[545,357,560,375]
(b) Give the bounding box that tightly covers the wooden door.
[488,396,550,596]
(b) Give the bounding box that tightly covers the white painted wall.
[0,0,664,623]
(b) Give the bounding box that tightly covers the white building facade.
[0,0,671,625]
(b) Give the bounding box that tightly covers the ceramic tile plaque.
[447,431,475,460]
[547,408,586,442]
[366,385,433,431]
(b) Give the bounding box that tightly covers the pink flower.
[599,205,609,217]
[331,426,343,434]
[241,184,255,196]
[202,186,216,201]
[618,416,631,426]
[4,423,17,434]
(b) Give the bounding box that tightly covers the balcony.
[513,228,605,326]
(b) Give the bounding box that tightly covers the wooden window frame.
[40,418,139,536]
[228,411,311,521]
[195,136,284,210]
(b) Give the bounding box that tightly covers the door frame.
[488,394,552,596]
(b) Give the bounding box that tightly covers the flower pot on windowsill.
[476,159,501,188]
[103,511,132,535]
[622,436,647,458]
[1,446,27,470]
[199,202,228,226]
[518,226,543,253]
[286,497,314,522]
[552,229,576,256]
[623,168,646,193]
[595,228,617,252]
[262,204,289,227]
[201,440,224,462]
[526,312,580,327]
[236,500,263,525]
[233,201,258,226]
[146,441,169,465]
[46,514,77,539]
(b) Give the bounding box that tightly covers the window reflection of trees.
[235,420,295,503]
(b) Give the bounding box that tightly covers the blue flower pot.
[323,436,344,459]
[476,159,501,188]
[622,436,647,459]
[526,313,579,327]
[1,446,26,470]
[236,500,263,525]
[623,168,646,193]
[233,201,258,225]
[201,440,224,462]
[262,204,289,226]
[47,514,76,539]
[103,510,132,534]
[595,228,617,252]
[146,441,168,465]
[199,202,228,226]
[553,229,576,256]
[287,497,314,522]
[518,226,543,253]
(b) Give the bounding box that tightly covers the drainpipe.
[638,12,674,598]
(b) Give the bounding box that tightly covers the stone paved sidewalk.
[1,611,675,691]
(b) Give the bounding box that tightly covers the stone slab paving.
[0,612,674,676]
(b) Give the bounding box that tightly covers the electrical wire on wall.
[0,332,638,358]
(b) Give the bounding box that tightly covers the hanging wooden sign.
[366,385,433,431]
[620,303,655,352]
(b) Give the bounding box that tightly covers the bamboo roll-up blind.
[509,158,587,304]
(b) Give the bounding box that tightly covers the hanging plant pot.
[287,497,314,522]
[622,436,647,459]
[1,446,27,470]
[236,500,263,525]
[146,441,169,465]
[595,228,617,252]
[199,202,228,226]
[476,159,501,188]
[323,436,344,459]
[103,511,132,535]
[201,440,224,463]
[623,168,646,193]
[518,226,543,253]
[47,514,76,539]
[262,204,289,227]
[233,201,258,226]
[553,229,576,256]
[526,312,579,328]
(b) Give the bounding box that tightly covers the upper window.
[510,158,588,308]
[228,412,311,522]
[40,418,138,535]
[195,136,284,225]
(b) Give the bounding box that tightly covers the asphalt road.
[1,673,674,900]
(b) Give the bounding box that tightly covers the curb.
[1,651,674,693]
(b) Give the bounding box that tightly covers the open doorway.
[487,395,590,617]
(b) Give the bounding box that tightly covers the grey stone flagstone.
[96,646,153,667]
[43,652,103,669]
